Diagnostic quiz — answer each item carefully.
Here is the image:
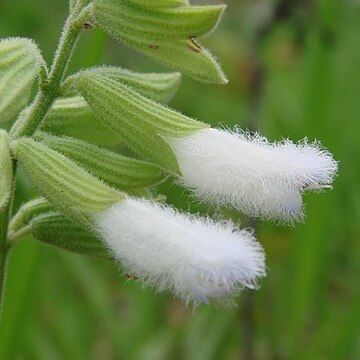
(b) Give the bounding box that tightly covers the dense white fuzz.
[168,128,338,220]
[94,198,265,304]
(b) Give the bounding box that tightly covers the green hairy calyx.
[13,138,124,224]
[0,38,44,123]
[76,71,207,173]
[93,0,227,83]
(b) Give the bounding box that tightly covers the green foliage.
[40,133,167,191]
[76,71,207,172]
[0,38,44,123]
[13,138,123,222]
[93,0,228,83]
[0,130,13,211]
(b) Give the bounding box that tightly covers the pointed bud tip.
[220,75,229,85]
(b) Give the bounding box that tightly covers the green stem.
[0,247,8,321]
[10,6,92,139]
[0,172,14,319]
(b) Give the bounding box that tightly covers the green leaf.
[30,211,112,260]
[93,0,227,83]
[0,130,13,211]
[39,133,167,190]
[62,66,181,103]
[0,38,44,122]
[13,138,124,225]
[76,71,208,173]
[40,96,120,147]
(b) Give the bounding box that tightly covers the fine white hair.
[168,128,338,221]
[94,198,266,305]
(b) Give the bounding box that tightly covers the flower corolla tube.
[168,128,338,220]
[94,197,266,304]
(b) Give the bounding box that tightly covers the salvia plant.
[0,0,337,310]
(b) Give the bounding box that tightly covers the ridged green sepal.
[62,67,181,103]
[40,133,167,190]
[93,0,227,83]
[9,198,51,234]
[40,96,120,146]
[43,66,181,144]
[95,2,225,39]
[31,211,112,260]
[134,39,227,84]
[0,38,44,122]
[70,0,90,15]
[0,130,13,210]
[13,138,124,223]
[129,0,189,8]
[76,71,208,173]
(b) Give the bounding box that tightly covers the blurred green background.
[0,0,360,359]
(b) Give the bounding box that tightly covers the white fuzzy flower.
[94,198,265,304]
[167,128,338,220]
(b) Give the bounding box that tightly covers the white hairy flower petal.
[168,128,338,220]
[94,198,266,304]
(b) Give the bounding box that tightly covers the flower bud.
[40,133,167,191]
[13,138,124,226]
[0,130,13,210]
[40,96,120,146]
[31,211,112,260]
[76,71,206,173]
[93,0,227,83]
[62,66,181,103]
[9,198,51,234]
[0,37,44,122]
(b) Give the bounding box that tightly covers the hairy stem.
[0,162,15,319]
[10,6,92,139]
[0,208,10,318]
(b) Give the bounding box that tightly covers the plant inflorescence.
[0,0,337,311]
